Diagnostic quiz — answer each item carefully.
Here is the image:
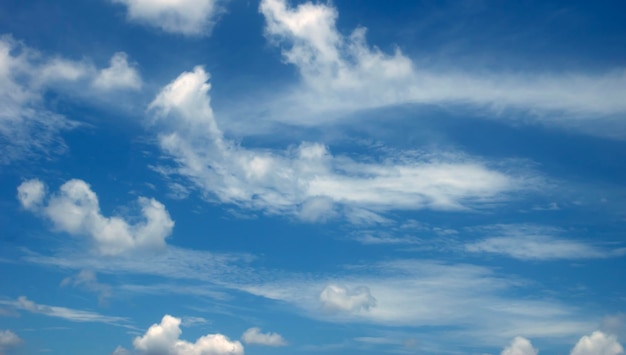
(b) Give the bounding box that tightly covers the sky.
[0,0,625,354]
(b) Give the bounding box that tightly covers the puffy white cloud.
[319,285,376,313]
[465,224,626,260]
[257,0,626,135]
[241,327,286,347]
[17,178,174,255]
[92,52,142,91]
[149,66,531,221]
[501,336,538,355]
[570,331,624,355]
[16,178,46,210]
[112,0,223,35]
[133,315,244,355]
[0,330,22,351]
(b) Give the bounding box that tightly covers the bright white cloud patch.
[501,336,538,355]
[319,285,376,313]
[133,315,244,355]
[570,331,624,355]
[258,0,626,133]
[465,224,626,260]
[17,179,46,210]
[112,0,223,35]
[241,327,286,347]
[17,179,174,255]
[0,330,22,351]
[93,52,142,91]
[149,66,530,220]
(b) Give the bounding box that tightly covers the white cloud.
[501,337,538,355]
[319,285,376,313]
[0,296,128,325]
[570,331,624,355]
[0,35,142,164]
[17,179,174,255]
[112,0,223,35]
[241,327,286,347]
[149,66,532,221]
[93,52,142,91]
[16,178,46,210]
[240,260,593,343]
[465,224,626,260]
[257,0,626,134]
[0,330,22,351]
[133,315,244,355]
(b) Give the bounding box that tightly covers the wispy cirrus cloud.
[255,0,626,136]
[148,66,538,222]
[465,224,626,260]
[0,296,128,326]
[0,36,141,165]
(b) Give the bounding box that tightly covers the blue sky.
[1,0,625,354]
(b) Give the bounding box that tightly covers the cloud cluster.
[241,327,286,347]
[18,178,174,255]
[0,36,141,164]
[258,0,626,133]
[112,0,223,35]
[132,315,243,355]
[149,66,531,221]
[501,331,624,355]
[319,285,376,313]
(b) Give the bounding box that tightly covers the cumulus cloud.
[133,315,244,355]
[501,336,538,355]
[319,285,376,313]
[0,330,22,351]
[570,331,624,355]
[112,0,223,35]
[241,327,286,347]
[465,224,626,260]
[17,178,174,255]
[258,0,626,134]
[149,66,532,221]
[92,52,142,91]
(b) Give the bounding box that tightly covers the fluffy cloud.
[0,330,22,351]
[319,285,376,313]
[92,52,142,91]
[241,327,286,347]
[258,0,626,134]
[570,331,624,355]
[112,0,223,35]
[17,178,174,255]
[501,336,538,355]
[149,66,531,221]
[465,224,626,260]
[133,315,244,355]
